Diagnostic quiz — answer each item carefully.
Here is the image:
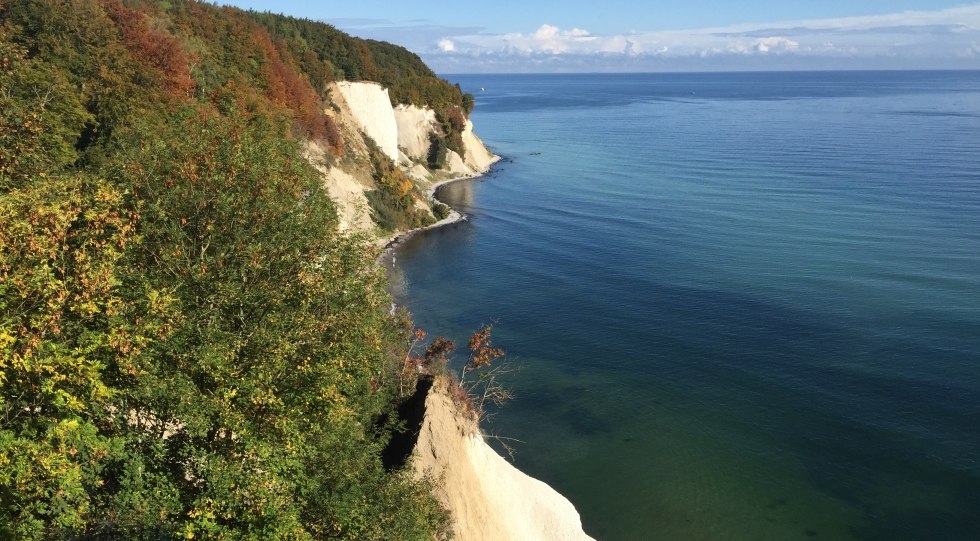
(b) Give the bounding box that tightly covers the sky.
[224,1,980,72]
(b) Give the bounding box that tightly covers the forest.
[0,0,465,538]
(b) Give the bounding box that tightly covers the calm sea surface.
[390,72,980,540]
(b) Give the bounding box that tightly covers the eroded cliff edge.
[412,378,595,541]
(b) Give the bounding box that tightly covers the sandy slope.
[462,120,496,172]
[302,141,374,232]
[413,378,595,541]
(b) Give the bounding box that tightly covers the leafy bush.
[366,188,435,233]
[439,106,468,157]
[403,325,513,422]
[432,201,451,221]
[365,137,435,233]
[428,132,448,170]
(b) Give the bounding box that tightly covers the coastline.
[381,151,595,540]
[378,154,502,263]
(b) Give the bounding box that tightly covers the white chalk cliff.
[335,81,400,162]
[461,119,496,173]
[321,81,498,236]
[413,378,595,541]
[393,104,436,161]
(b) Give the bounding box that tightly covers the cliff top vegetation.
[0,0,466,538]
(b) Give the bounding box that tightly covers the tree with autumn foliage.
[1,27,161,536]
[104,0,196,98]
[364,139,436,233]
[402,325,514,422]
[459,324,513,419]
[1,0,463,538]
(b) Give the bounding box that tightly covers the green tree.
[0,172,146,538]
[1,1,452,537]
[101,105,447,538]
[0,37,92,189]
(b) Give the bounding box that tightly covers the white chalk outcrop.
[322,167,373,232]
[337,81,495,178]
[394,104,436,161]
[336,81,400,162]
[393,105,494,175]
[321,81,497,237]
[413,378,595,541]
[445,149,470,175]
[462,119,496,173]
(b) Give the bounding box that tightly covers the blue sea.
[390,72,980,540]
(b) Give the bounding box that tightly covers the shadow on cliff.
[382,377,434,471]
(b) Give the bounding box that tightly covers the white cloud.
[533,24,559,40]
[753,37,800,53]
[424,3,980,67]
[532,24,568,53]
[437,38,456,52]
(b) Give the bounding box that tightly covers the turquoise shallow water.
[390,72,980,540]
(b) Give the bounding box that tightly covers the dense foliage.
[245,10,474,159]
[0,0,452,538]
[363,140,435,234]
[244,12,472,113]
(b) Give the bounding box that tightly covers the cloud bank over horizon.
[336,4,980,72]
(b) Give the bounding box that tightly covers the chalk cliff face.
[335,81,495,175]
[335,81,400,162]
[462,120,496,173]
[303,140,374,232]
[320,81,497,236]
[413,378,595,541]
[393,104,436,162]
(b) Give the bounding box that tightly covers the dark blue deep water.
[391,72,980,540]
